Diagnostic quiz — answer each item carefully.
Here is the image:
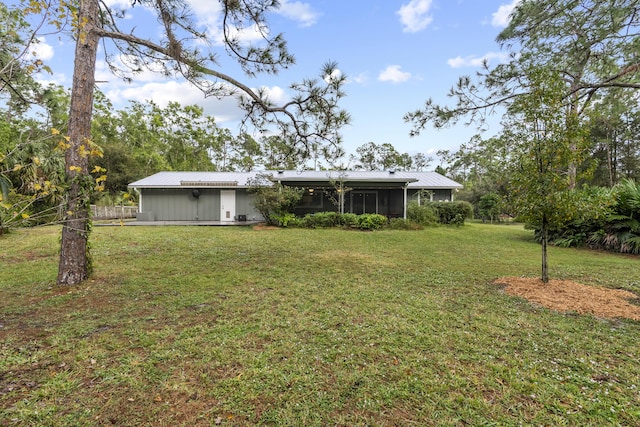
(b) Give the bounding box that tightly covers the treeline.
[0,85,432,228]
[432,92,640,254]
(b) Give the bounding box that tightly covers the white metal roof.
[129,170,463,189]
[128,171,259,188]
[269,170,463,189]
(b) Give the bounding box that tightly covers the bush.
[357,213,387,230]
[542,182,640,254]
[247,174,303,226]
[478,193,502,223]
[407,201,438,226]
[315,211,340,227]
[298,212,340,228]
[338,213,359,228]
[272,212,297,227]
[295,212,420,231]
[428,201,474,226]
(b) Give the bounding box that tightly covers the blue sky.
[28,0,521,164]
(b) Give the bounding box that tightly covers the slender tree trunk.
[541,214,549,284]
[57,0,99,285]
[606,136,614,188]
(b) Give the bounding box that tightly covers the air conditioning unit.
[237,214,247,222]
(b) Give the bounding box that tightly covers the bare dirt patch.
[252,224,280,230]
[495,277,640,321]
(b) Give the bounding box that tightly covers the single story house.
[128,170,463,222]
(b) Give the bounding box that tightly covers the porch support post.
[403,184,408,219]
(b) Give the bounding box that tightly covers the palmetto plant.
[588,179,640,254]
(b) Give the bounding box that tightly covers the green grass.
[1,223,639,426]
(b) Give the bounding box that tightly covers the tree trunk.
[57,0,99,285]
[541,215,549,284]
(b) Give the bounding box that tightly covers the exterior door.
[220,190,236,222]
[351,191,378,214]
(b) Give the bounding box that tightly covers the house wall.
[139,188,263,221]
[235,189,264,221]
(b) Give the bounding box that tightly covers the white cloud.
[105,80,245,123]
[188,0,222,16]
[491,0,522,27]
[30,37,54,61]
[350,72,368,85]
[378,65,412,84]
[277,0,320,27]
[447,52,511,68]
[257,85,289,105]
[397,0,434,33]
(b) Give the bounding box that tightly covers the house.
[128,170,463,222]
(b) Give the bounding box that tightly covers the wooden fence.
[91,205,138,220]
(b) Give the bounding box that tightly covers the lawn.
[1,223,639,426]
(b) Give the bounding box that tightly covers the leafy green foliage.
[247,174,303,226]
[350,141,420,171]
[547,180,640,254]
[338,212,359,228]
[503,67,614,281]
[478,193,502,223]
[297,212,388,230]
[356,213,387,230]
[427,201,474,226]
[407,201,438,226]
[299,211,341,228]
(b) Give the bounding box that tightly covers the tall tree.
[586,90,640,186]
[351,142,413,171]
[405,0,640,186]
[22,0,350,285]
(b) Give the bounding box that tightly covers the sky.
[26,0,522,165]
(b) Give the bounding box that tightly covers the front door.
[351,191,378,214]
[220,190,236,222]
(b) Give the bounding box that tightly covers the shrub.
[357,213,387,230]
[272,212,297,227]
[407,201,438,226]
[428,201,474,226]
[298,212,341,228]
[315,211,340,227]
[247,174,303,226]
[339,213,359,228]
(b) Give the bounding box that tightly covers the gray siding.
[141,188,219,221]
[235,189,264,221]
[140,188,264,221]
